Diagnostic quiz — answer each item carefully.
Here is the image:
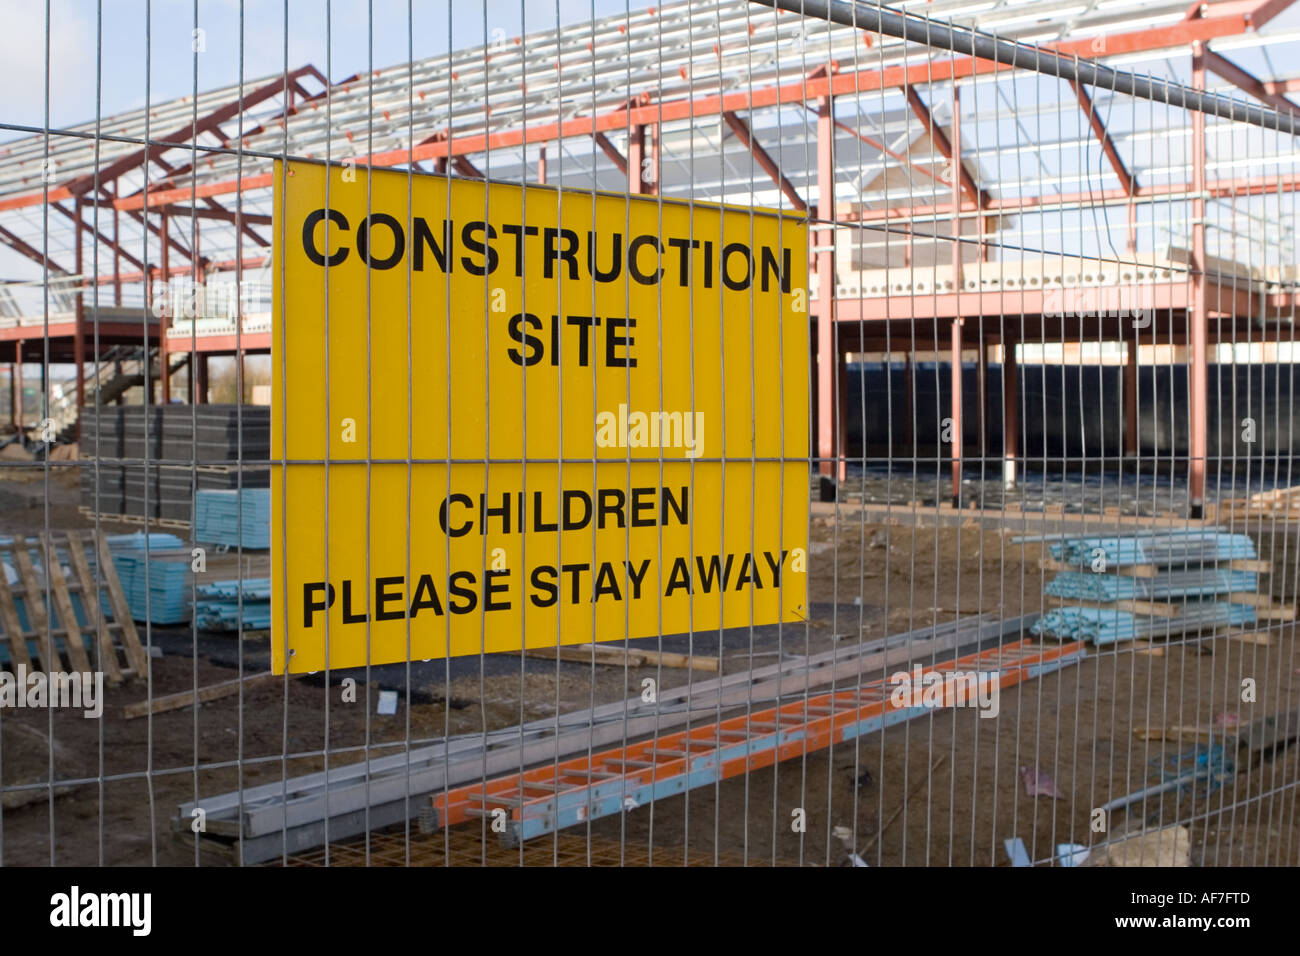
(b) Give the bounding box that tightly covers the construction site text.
[301,209,796,292]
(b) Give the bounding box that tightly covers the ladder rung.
[717,729,750,740]
[562,770,620,780]
[604,759,657,770]
[466,791,526,807]
[646,748,690,759]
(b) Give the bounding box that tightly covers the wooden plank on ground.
[1222,630,1276,645]
[525,644,720,672]
[40,534,93,674]
[1228,559,1271,573]
[1134,725,1212,742]
[97,532,148,675]
[122,671,292,719]
[62,530,123,685]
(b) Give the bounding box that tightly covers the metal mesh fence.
[0,0,1297,870]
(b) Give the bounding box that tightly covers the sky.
[0,0,654,135]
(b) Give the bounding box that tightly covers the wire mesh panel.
[0,0,1297,875]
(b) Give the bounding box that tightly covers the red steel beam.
[108,4,1269,213]
[722,110,807,210]
[820,108,948,188]
[51,202,146,272]
[124,66,336,201]
[64,67,317,198]
[138,204,273,226]
[1203,47,1300,118]
[1069,80,1136,195]
[836,168,1300,223]
[451,155,484,178]
[592,131,628,174]
[0,223,71,275]
[1243,0,1299,28]
[904,85,987,208]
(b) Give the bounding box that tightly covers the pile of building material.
[1033,530,1291,645]
[79,404,269,526]
[175,613,1074,861]
[1047,530,1257,567]
[1032,601,1257,644]
[1212,485,1300,522]
[194,578,271,632]
[193,488,272,549]
[102,533,191,624]
[1044,568,1258,602]
[0,530,149,680]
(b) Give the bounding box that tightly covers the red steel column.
[1124,336,1139,455]
[627,125,658,195]
[950,86,964,503]
[74,197,86,436]
[113,200,122,306]
[12,343,22,429]
[195,353,208,404]
[903,352,914,457]
[816,96,841,482]
[1190,44,1209,518]
[159,210,171,404]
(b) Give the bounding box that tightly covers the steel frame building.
[2,0,1299,515]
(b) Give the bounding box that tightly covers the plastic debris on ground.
[1003,837,1032,868]
[1057,843,1090,867]
[1020,765,1063,799]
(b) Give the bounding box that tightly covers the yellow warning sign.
[271,159,808,673]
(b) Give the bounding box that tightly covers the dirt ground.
[1,468,1297,865]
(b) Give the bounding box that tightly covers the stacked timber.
[1212,485,1300,523]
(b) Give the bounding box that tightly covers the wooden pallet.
[1041,556,1271,578]
[0,531,149,682]
[1211,486,1300,522]
[76,507,191,530]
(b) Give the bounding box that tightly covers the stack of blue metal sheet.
[193,488,271,549]
[194,578,272,632]
[104,535,192,625]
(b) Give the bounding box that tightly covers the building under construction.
[0,0,1297,871]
